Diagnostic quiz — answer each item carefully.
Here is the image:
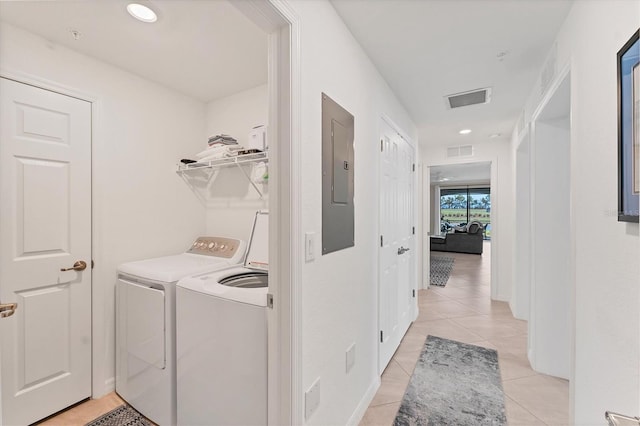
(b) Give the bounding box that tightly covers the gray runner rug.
[430,256,454,287]
[394,335,506,426]
[85,405,153,426]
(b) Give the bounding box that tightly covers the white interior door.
[378,120,416,374]
[0,78,92,425]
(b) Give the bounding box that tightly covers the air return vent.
[447,145,474,158]
[444,88,492,109]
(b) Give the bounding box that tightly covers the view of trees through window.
[440,187,491,239]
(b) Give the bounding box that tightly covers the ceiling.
[331,0,573,147]
[430,162,491,185]
[0,0,268,102]
[1,0,572,138]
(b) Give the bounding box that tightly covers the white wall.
[422,139,514,301]
[284,1,418,424]
[514,1,640,422]
[0,23,207,397]
[530,115,571,380]
[204,84,269,242]
[512,130,531,321]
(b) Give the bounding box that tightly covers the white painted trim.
[511,123,532,320]
[346,377,381,426]
[530,63,571,125]
[0,68,115,400]
[0,68,98,103]
[381,114,415,149]
[566,59,576,425]
[233,1,301,424]
[416,163,425,292]
[489,159,501,300]
[420,174,432,289]
[528,117,539,369]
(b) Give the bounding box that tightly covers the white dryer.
[176,211,269,426]
[116,237,246,426]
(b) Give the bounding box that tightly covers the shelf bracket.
[235,162,264,199]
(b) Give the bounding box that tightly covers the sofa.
[430,221,484,255]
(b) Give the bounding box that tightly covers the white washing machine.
[176,211,269,426]
[116,236,246,426]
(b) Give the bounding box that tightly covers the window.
[440,187,491,239]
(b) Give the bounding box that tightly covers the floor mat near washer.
[84,404,154,426]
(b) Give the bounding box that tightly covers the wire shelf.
[176,151,267,173]
[176,151,268,202]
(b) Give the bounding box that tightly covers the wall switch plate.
[305,232,315,262]
[305,377,321,420]
[346,343,356,373]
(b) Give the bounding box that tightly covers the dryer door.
[120,279,165,369]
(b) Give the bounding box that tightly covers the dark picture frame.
[617,29,640,223]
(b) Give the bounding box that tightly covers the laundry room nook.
[0,1,273,425]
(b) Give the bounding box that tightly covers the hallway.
[361,243,570,425]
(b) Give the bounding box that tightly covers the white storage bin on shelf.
[176,152,268,204]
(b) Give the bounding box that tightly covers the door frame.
[209,1,302,423]
[527,64,572,380]
[0,68,101,398]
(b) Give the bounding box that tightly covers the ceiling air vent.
[444,88,492,109]
[447,145,474,158]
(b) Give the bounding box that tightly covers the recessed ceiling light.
[489,133,502,138]
[127,3,157,23]
[459,129,472,135]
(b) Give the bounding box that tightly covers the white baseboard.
[347,376,381,426]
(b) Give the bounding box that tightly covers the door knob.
[397,247,411,255]
[0,302,18,319]
[60,260,87,272]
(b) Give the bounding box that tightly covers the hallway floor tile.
[360,243,570,426]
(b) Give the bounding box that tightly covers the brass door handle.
[0,302,18,318]
[60,260,87,272]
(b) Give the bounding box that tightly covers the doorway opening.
[427,161,493,291]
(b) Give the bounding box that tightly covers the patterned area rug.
[85,405,153,426]
[394,336,506,426]
[430,255,455,286]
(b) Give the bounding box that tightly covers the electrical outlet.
[305,377,321,420]
[346,343,356,373]
[305,232,315,262]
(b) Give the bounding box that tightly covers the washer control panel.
[187,237,242,258]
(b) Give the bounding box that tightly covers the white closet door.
[0,78,92,425]
[378,120,416,374]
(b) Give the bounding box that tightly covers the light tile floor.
[360,243,570,426]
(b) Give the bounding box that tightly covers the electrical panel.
[321,93,354,255]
